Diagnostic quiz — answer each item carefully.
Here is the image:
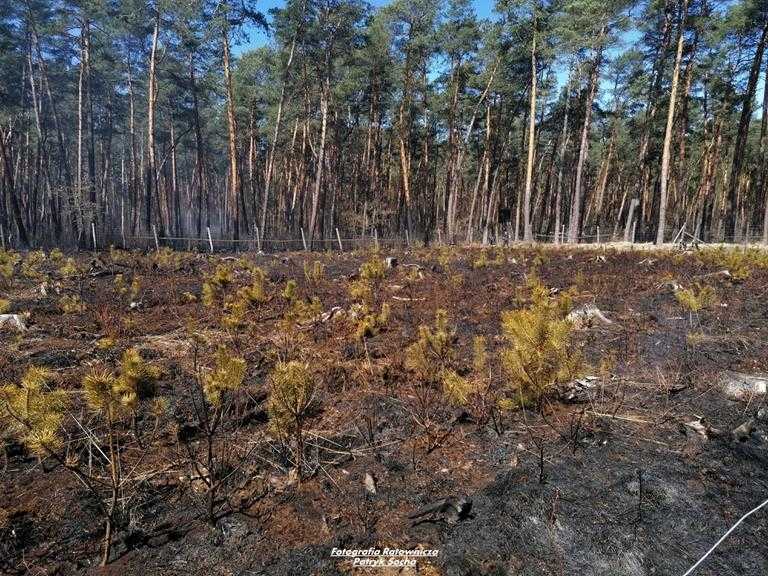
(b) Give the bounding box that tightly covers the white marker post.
[1,225,6,250]
[152,225,160,252]
[207,227,214,253]
[255,226,262,253]
[120,201,126,249]
[301,228,308,251]
[374,228,379,251]
[335,228,343,251]
[92,222,97,251]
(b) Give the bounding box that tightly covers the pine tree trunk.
[77,20,88,239]
[309,74,330,247]
[0,130,29,246]
[223,27,240,239]
[638,1,674,230]
[726,19,768,241]
[261,0,303,237]
[567,30,604,243]
[146,13,161,234]
[523,28,537,242]
[657,0,688,245]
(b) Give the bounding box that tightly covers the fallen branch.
[586,411,652,425]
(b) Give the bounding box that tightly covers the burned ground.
[1,245,767,575]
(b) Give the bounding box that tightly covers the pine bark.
[657,0,688,245]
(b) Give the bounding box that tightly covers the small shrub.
[58,258,79,278]
[405,309,456,383]
[153,247,183,271]
[436,247,456,270]
[0,298,10,314]
[531,249,550,270]
[349,256,386,305]
[202,346,247,407]
[114,274,127,294]
[303,260,325,289]
[697,248,768,281]
[0,250,20,284]
[281,279,322,327]
[675,283,717,326]
[472,250,490,269]
[354,302,390,340]
[500,276,581,406]
[21,251,46,280]
[202,265,234,307]
[0,367,68,456]
[81,358,153,565]
[83,369,131,420]
[182,344,248,525]
[675,284,717,313]
[59,294,86,314]
[130,276,141,301]
[115,274,141,302]
[441,336,503,431]
[118,348,161,405]
[282,279,298,301]
[267,360,316,475]
[472,249,504,269]
[222,267,269,328]
[96,337,116,350]
[237,267,268,304]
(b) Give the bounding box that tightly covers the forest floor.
[2,244,768,576]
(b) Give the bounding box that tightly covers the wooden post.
[335,228,343,251]
[255,226,262,253]
[363,201,368,236]
[207,227,214,253]
[405,228,411,248]
[120,201,126,249]
[374,228,379,251]
[301,228,308,251]
[92,222,97,251]
[152,225,160,252]
[672,223,686,245]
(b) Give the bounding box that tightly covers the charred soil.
[1,245,767,575]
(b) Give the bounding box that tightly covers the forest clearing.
[1,244,768,575]
[4,0,768,573]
